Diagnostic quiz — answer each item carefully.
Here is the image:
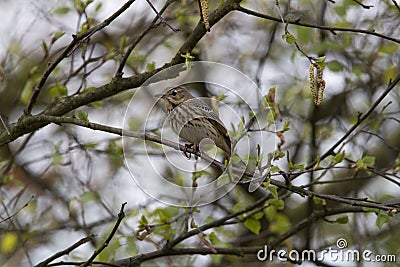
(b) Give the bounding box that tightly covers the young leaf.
[362,156,375,167]
[313,197,326,206]
[268,186,278,199]
[244,217,261,235]
[76,110,89,124]
[376,212,391,229]
[282,33,297,44]
[335,216,349,224]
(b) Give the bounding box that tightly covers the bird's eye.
[171,90,177,96]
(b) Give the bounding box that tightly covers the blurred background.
[0,0,399,266]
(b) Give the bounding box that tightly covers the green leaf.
[74,0,84,13]
[192,170,209,181]
[264,206,277,220]
[362,156,375,167]
[335,216,349,224]
[52,153,63,166]
[146,62,155,72]
[190,217,198,228]
[291,163,305,171]
[356,159,366,171]
[244,217,261,235]
[54,7,71,15]
[253,212,264,220]
[181,52,195,70]
[362,207,379,213]
[269,199,284,210]
[41,41,48,56]
[98,237,120,262]
[154,207,178,222]
[327,60,343,72]
[282,33,297,44]
[313,197,326,206]
[266,109,276,125]
[95,2,103,12]
[1,232,18,254]
[125,236,138,256]
[208,232,221,245]
[269,165,281,173]
[52,31,65,43]
[268,186,278,199]
[81,191,98,203]
[49,84,68,99]
[376,212,391,229]
[334,151,345,164]
[76,110,89,123]
[283,120,290,131]
[139,215,148,225]
[217,173,229,186]
[263,179,270,188]
[20,80,35,104]
[231,203,243,213]
[383,66,397,83]
[334,6,347,16]
[270,214,291,233]
[218,93,227,101]
[379,43,398,54]
[314,56,326,63]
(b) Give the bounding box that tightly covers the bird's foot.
[183,144,200,160]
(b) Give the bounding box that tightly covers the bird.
[155,86,231,158]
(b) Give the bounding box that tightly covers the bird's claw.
[183,144,200,160]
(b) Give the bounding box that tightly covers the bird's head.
[155,86,194,106]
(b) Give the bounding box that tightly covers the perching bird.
[156,86,231,157]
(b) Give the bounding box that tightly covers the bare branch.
[11,114,399,212]
[34,235,95,267]
[81,202,127,267]
[24,0,137,115]
[237,6,400,44]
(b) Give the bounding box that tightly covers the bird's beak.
[155,93,166,99]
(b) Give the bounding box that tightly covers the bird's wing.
[189,99,223,123]
[188,99,231,141]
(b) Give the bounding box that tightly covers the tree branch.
[9,114,399,213]
[111,206,367,266]
[81,202,127,267]
[237,6,400,44]
[116,0,176,77]
[0,0,243,147]
[35,235,95,267]
[316,73,400,163]
[24,0,137,115]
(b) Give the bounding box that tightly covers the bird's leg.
[182,143,201,159]
[193,144,200,160]
[183,143,194,159]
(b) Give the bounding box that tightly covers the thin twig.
[111,206,365,266]
[24,0,137,115]
[145,0,178,32]
[237,6,400,44]
[0,195,35,223]
[15,114,399,212]
[316,74,400,164]
[0,115,10,136]
[0,0,241,147]
[392,0,400,13]
[81,202,127,267]
[34,235,95,267]
[351,0,373,9]
[116,0,175,77]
